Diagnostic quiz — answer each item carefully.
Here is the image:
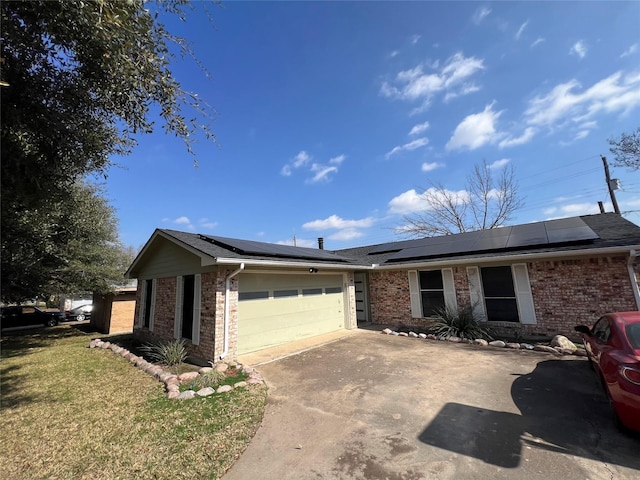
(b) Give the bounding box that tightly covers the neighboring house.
[126,213,640,362]
[91,284,137,334]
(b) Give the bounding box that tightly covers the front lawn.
[0,325,267,479]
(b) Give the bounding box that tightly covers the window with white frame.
[467,264,536,325]
[480,266,519,322]
[419,270,446,317]
[408,269,457,318]
[174,274,201,344]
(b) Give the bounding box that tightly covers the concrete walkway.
[224,331,640,480]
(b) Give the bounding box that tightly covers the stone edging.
[87,339,265,399]
[380,329,588,357]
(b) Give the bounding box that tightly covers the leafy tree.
[1,0,215,301]
[399,161,524,237]
[2,182,135,303]
[609,127,640,171]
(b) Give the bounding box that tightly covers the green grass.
[0,325,267,480]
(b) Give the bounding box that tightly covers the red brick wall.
[133,273,223,363]
[527,255,636,335]
[369,270,412,325]
[367,255,638,338]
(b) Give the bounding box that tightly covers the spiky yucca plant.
[428,305,494,341]
[140,338,188,366]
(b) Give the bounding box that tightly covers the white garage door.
[237,273,345,355]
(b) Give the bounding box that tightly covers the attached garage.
[237,272,347,355]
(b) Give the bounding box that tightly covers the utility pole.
[601,155,621,214]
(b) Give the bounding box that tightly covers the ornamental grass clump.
[186,370,226,391]
[139,338,187,366]
[428,305,494,341]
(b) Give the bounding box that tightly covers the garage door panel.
[238,273,346,355]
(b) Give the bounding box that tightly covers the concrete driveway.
[223,329,640,480]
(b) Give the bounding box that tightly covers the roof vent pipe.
[220,263,244,360]
[318,237,324,250]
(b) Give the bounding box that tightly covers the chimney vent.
[318,237,324,250]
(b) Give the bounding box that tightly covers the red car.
[575,311,640,432]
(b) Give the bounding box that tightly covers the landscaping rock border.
[380,329,588,357]
[87,339,265,399]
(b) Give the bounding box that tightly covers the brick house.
[126,213,640,361]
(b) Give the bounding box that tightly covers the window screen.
[419,270,445,317]
[480,266,519,322]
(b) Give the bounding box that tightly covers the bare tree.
[399,161,524,237]
[609,127,640,170]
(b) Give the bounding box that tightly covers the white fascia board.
[372,244,640,270]
[214,257,366,270]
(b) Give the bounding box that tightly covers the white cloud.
[544,202,601,217]
[329,154,346,165]
[498,127,536,148]
[446,103,503,151]
[570,40,588,59]
[303,215,374,231]
[409,121,430,136]
[293,150,311,168]
[388,189,430,214]
[198,218,218,230]
[489,158,510,169]
[380,52,485,107]
[174,216,191,225]
[421,162,443,172]
[163,216,196,231]
[280,165,292,176]
[410,34,421,45]
[388,188,469,215]
[524,71,640,129]
[515,20,528,40]
[282,151,346,183]
[308,164,338,183]
[531,37,545,48]
[444,83,481,102]
[472,6,491,25]
[328,228,365,241]
[389,50,400,58]
[385,137,429,159]
[621,43,638,58]
[281,150,311,177]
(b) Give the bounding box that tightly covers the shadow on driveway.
[419,359,640,470]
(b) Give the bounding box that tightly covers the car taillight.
[619,365,640,386]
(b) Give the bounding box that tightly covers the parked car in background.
[65,304,92,321]
[0,306,65,329]
[575,311,640,433]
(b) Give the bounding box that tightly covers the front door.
[354,272,369,323]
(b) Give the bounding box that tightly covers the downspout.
[220,263,244,360]
[628,250,640,310]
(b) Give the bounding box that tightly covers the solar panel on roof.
[200,235,349,262]
[546,225,599,243]
[505,223,547,248]
[472,227,512,250]
[383,217,599,262]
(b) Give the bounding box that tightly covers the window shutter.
[192,274,201,345]
[408,270,422,318]
[442,268,457,312]
[466,266,486,321]
[512,264,537,324]
[174,276,183,339]
[138,280,147,327]
[149,279,157,332]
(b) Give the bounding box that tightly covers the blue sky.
[105,1,640,250]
